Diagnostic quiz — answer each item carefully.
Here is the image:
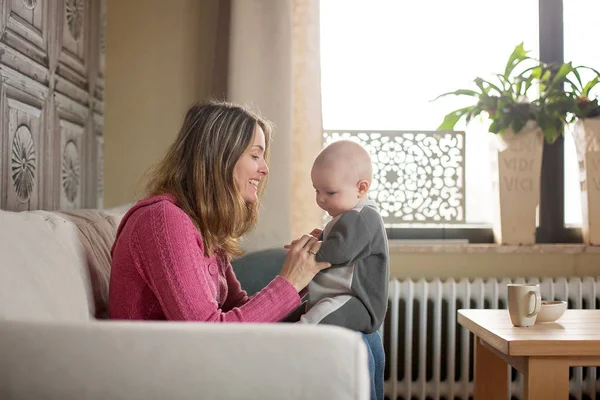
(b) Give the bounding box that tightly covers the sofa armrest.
[0,320,369,400]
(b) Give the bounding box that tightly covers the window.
[320,0,588,242]
[563,0,600,227]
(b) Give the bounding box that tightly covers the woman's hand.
[279,234,331,292]
[283,228,323,249]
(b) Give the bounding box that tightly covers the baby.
[299,140,389,333]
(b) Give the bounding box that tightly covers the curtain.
[223,0,323,252]
[291,0,324,244]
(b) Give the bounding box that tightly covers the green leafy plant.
[434,43,580,143]
[565,66,600,121]
[530,61,574,141]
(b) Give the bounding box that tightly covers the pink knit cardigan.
[109,195,301,322]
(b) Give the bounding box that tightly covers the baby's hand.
[309,228,323,237]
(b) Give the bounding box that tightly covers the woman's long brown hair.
[145,101,272,259]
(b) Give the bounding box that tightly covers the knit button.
[208,263,218,275]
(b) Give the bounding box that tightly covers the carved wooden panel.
[1,83,45,211]
[58,118,83,208]
[95,130,103,208]
[55,89,87,209]
[1,0,49,72]
[57,0,88,93]
[94,0,104,112]
[0,0,104,211]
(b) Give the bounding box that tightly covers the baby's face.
[311,162,360,218]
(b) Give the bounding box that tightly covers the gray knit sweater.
[301,198,389,333]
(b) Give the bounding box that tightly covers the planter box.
[489,122,544,244]
[571,118,600,245]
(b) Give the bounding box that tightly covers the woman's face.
[233,125,269,204]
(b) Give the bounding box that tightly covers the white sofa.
[0,208,370,400]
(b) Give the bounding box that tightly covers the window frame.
[535,0,582,244]
[383,0,582,243]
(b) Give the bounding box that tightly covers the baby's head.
[311,140,373,217]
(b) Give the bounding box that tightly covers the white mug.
[507,284,542,327]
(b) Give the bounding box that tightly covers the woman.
[109,101,327,321]
[108,101,383,398]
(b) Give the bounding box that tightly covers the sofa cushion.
[0,210,93,321]
[102,203,133,228]
[231,248,287,296]
[58,210,120,319]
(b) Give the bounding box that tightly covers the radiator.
[380,276,600,400]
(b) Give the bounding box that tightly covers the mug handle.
[527,290,542,317]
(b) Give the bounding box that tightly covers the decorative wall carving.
[11,125,36,202]
[61,139,79,203]
[65,0,84,40]
[1,0,105,211]
[323,130,466,224]
[3,87,44,211]
[58,119,83,208]
[22,0,37,10]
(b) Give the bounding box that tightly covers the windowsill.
[389,241,600,254]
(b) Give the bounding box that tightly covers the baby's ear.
[357,180,370,195]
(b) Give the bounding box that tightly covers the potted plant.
[566,68,600,244]
[434,43,571,245]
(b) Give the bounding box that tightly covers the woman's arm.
[222,262,309,312]
[221,264,250,311]
[132,202,301,322]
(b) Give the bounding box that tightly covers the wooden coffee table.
[458,309,600,399]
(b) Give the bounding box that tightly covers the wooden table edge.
[457,309,509,355]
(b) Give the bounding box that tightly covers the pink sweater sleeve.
[131,202,301,322]
[221,263,250,311]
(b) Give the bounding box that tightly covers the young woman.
[109,101,329,322]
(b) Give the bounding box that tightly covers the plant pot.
[571,118,600,245]
[489,121,544,244]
